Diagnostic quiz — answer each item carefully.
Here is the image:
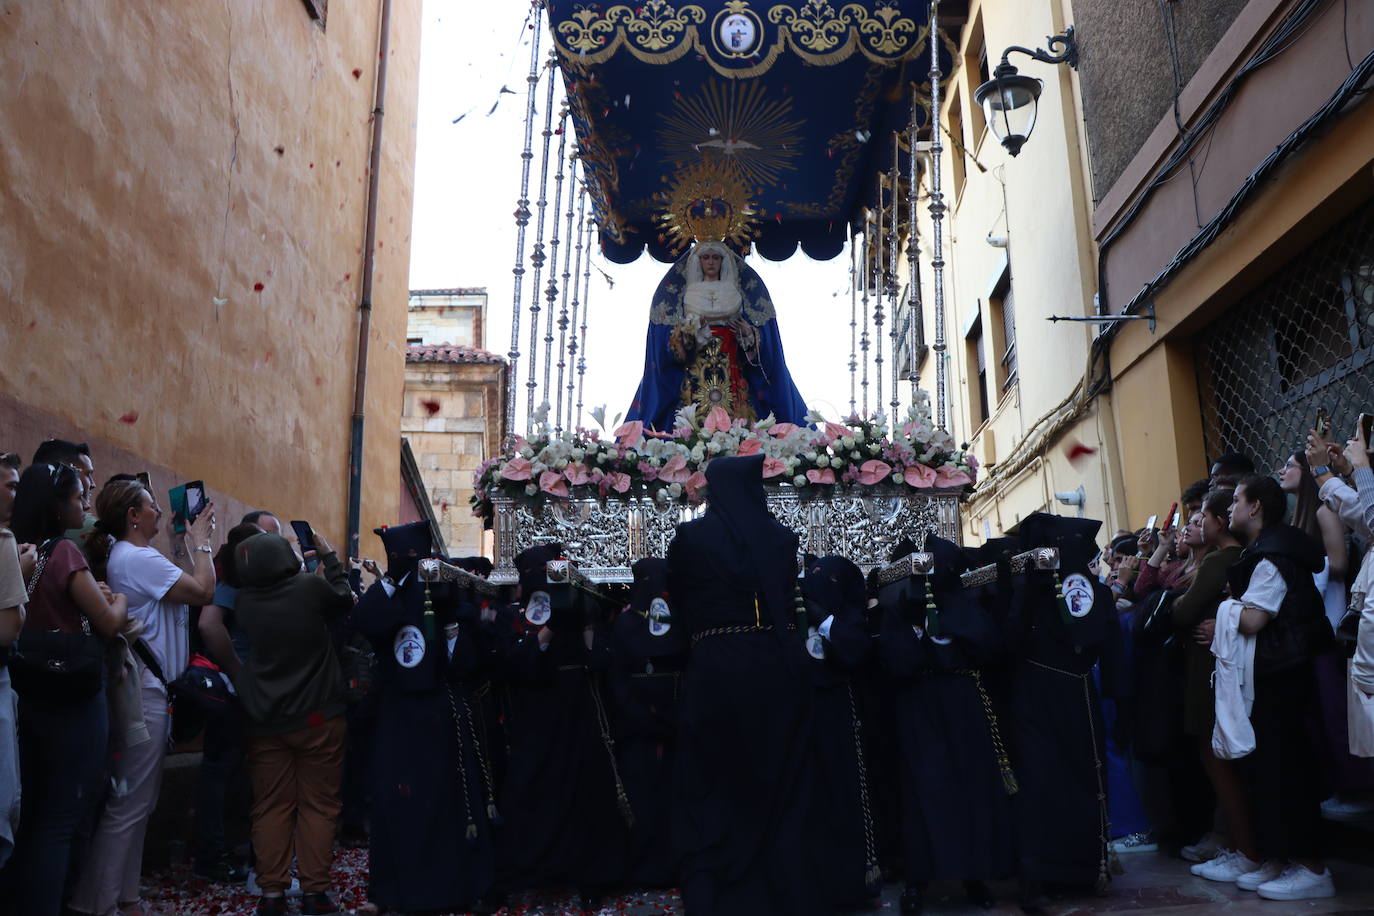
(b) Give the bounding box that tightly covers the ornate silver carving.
[417,558,500,597]
[490,487,962,582]
[876,551,934,587]
[959,547,1060,589]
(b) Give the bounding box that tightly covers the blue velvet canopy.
[548,0,961,263]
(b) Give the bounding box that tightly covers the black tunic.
[668,455,823,916]
[354,577,495,912]
[1004,565,1120,888]
[801,556,881,908]
[878,543,1016,886]
[493,607,631,892]
[609,603,688,887]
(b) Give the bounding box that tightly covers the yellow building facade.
[0,0,422,560]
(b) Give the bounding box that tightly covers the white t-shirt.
[1242,559,1288,616]
[107,541,188,691]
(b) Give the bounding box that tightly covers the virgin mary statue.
[626,241,808,432]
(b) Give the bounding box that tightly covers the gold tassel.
[487,802,500,823]
[617,787,636,831]
[1001,767,1020,796]
[466,821,478,842]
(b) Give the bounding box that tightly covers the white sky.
[407,2,877,433]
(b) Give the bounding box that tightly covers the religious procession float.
[465,0,1006,585]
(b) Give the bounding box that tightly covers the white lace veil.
[684,241,740,288]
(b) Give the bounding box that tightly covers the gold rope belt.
[690,624,774,646]
[942,668,1020,796]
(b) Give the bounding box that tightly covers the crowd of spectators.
[1093,418,1374,902]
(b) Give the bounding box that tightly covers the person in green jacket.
[234,530,353,916]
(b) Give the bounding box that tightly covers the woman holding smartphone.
[69,479,216,916]
[1,464,127,916]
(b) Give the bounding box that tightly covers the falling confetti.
[119,411,139,424]
[352,68,363,79]
[253,282,265,292]
[420,398,442,416]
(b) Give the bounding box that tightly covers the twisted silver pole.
[553,140,577,434]
[907,80,924,402]
[928,1,949,430]
[860,226,871,418]
[576,218,595,429]
[505,1,544,442]
[543,103,570,428]
[566,170,588,433]
[874,176,885,416]
[849,238,858,418]
[525,50,558,431]
[889,134,902,420]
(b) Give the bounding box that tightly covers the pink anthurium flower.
[824,421,850,444]
[762,456,787,478]
[735,437,763,457]
[768,422,799,438]
[659,455,691,483]
[857,459,892,485]
[684,471,708,500]
[703,407,732,434]
[935,465,973,488]
[539,470,569,497]
[500,456,533,481]
[613,420,644,448]
[903,464,937,488]
[806,468,836,485]
[605,471,632,494]
[563,463,593,486]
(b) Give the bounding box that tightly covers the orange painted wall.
[0,0,420,560]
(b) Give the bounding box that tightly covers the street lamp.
[973,26,1079,157]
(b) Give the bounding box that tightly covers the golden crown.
[655,157,760,254]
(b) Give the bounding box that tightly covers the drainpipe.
[346,0,393,560]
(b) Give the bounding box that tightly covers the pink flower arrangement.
[500,455,533,481]
[470,405,976,525]
[538,470,569,498]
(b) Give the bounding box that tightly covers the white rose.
[841,436,855,450]
[570,447,585,461]
[597,452,611,464]
[707,440,722,455]
[520,446,534,459]
[793,475,807,486]
[854,428,866,443]
[668,483,683,499]
[524,483,538,496]
[868,443,881,455]
[816,455,829,469]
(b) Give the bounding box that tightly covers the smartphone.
[1360,412,1373,449]
[167,480,205,534]
[135,471,151,490]
[1163,501,1179,530]
[1145,515,1158,532]
[291,520,319,572]
[1315,407,1331,438]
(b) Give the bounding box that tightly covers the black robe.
[609,606,688,887]
[493,604,630,892]
[879,571,1016,885]
[667,455,823,916]
[354,577,495,912]
[1004,566,1121,888]
[804,604,880,907]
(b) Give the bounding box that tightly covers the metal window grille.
[1195,204,1374,474]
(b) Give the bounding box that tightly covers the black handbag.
[131,641,229,746]
[10,540,104,701]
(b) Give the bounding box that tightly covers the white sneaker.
[1256,863,1336,901]
[1191,850,1261,882]
[1321,795,1374,822]
[1181,831,1225,863]
[1236,860,1285,891]
[246,871,302,897]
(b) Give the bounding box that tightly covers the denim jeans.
[193,701,248,864]
[0,684,108,916]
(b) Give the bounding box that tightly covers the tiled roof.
[406,342,506,365]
